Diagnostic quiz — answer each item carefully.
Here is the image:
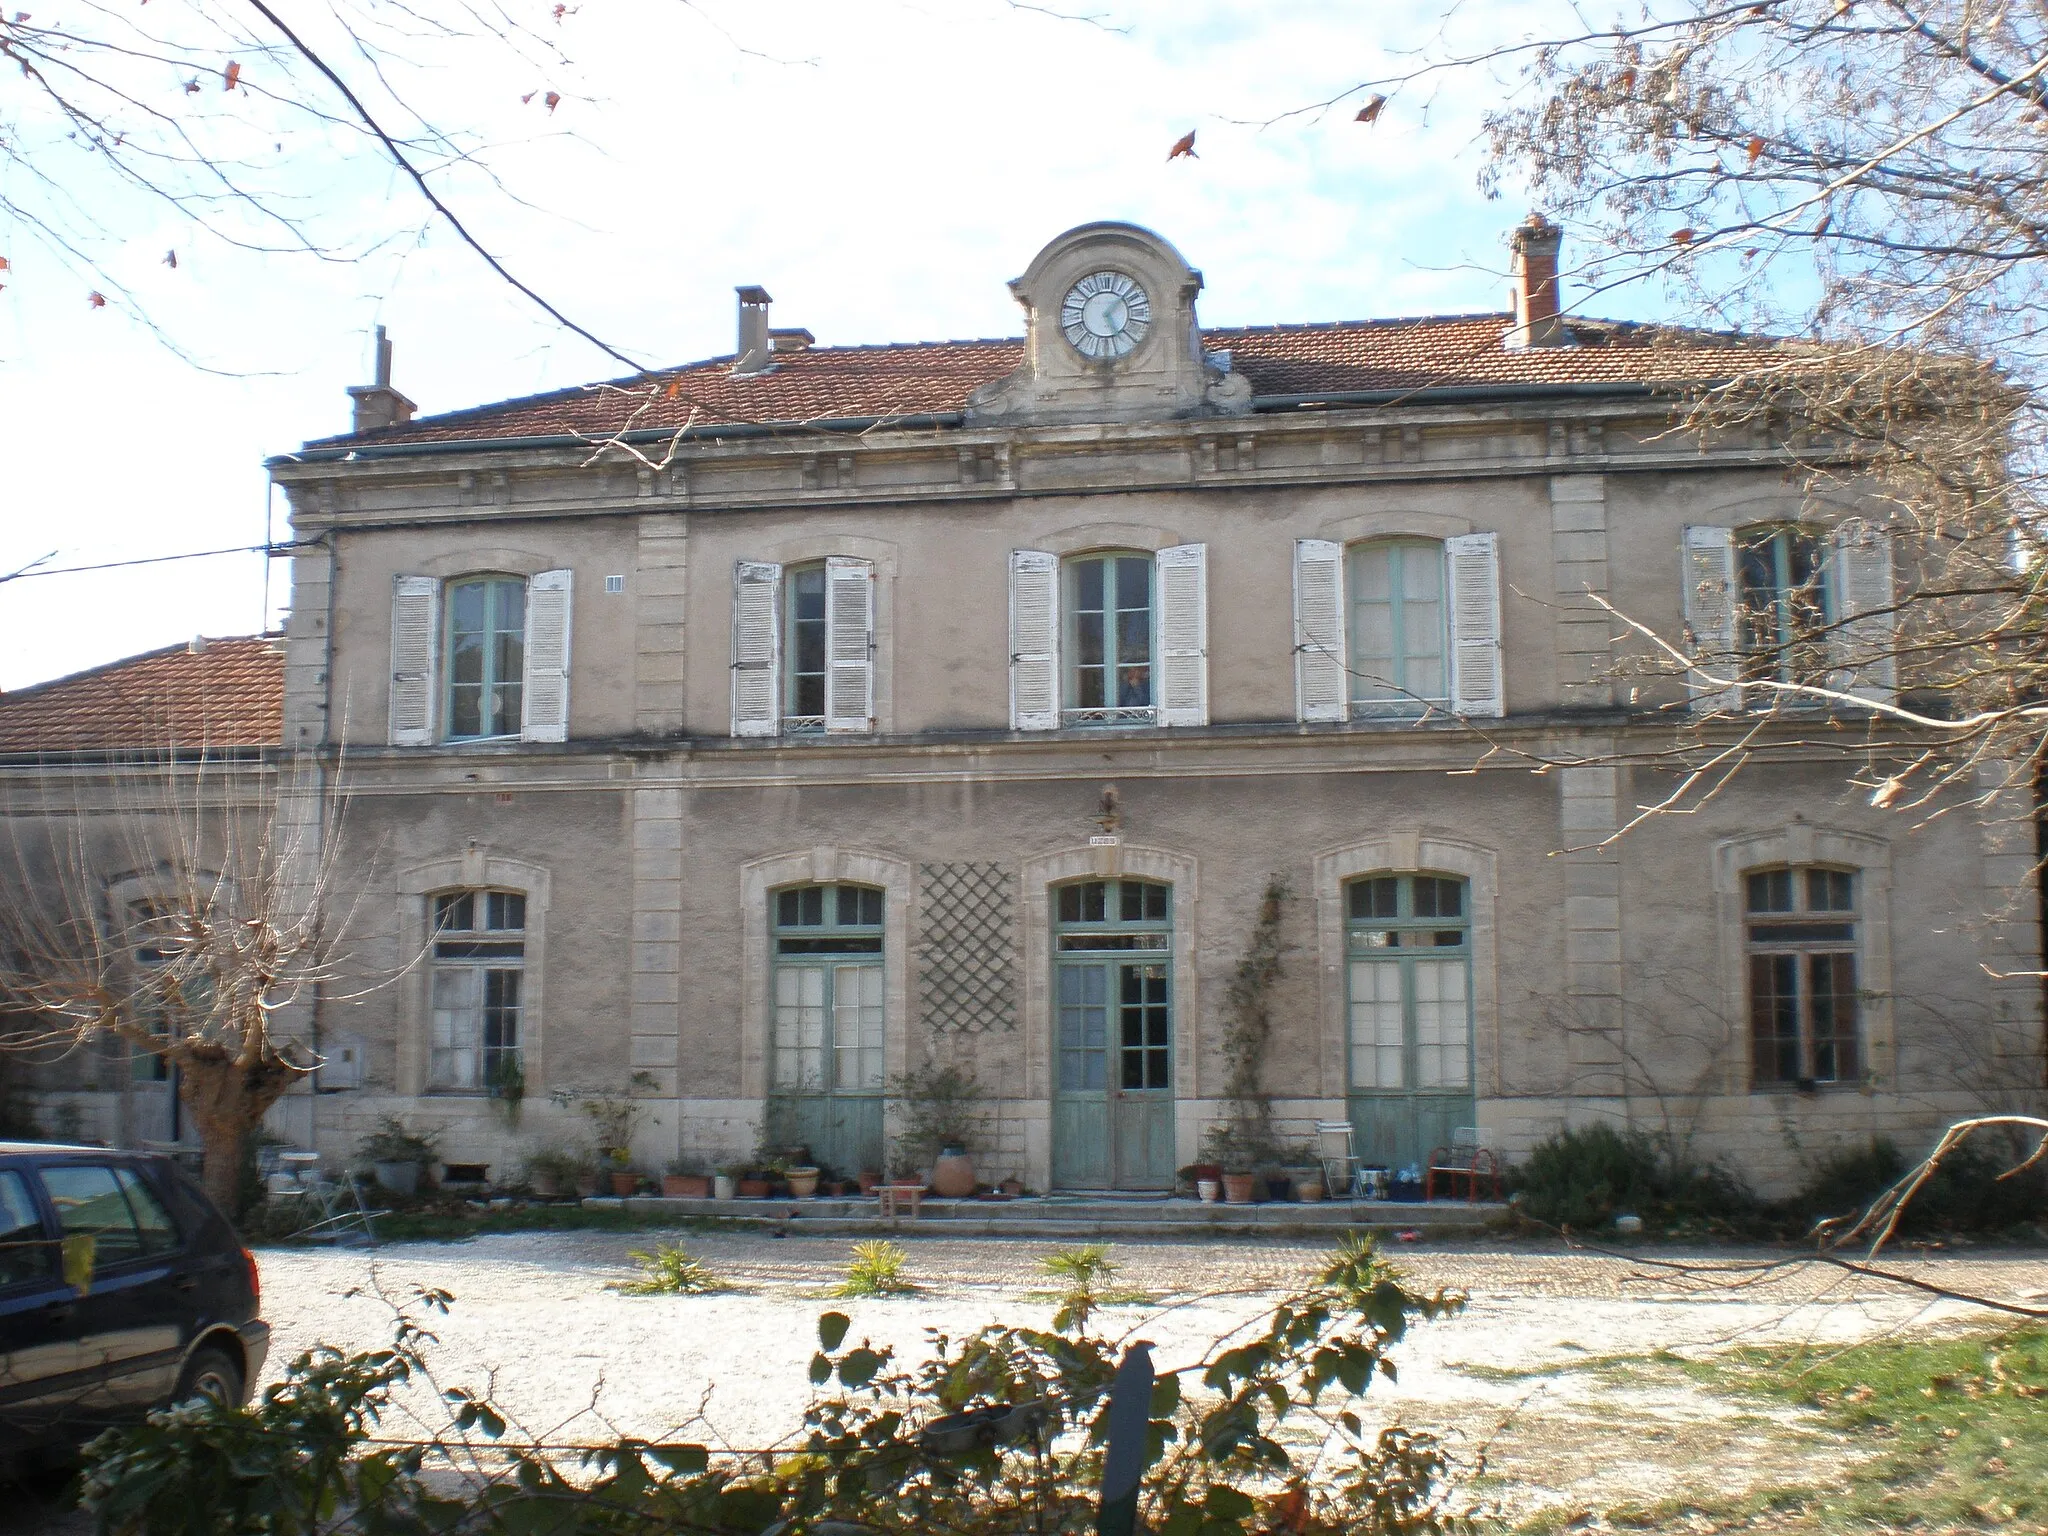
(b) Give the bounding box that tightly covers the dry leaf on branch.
[1746,134,1764,165]
[1671,227,1697,244]
[162,250,176,268]
[222,59,239,90]
[544,90,561,113]
[87,291,105,307]
[182,78,200,94]
[521,90,536,104]
[1355,94,1386,124]
[1167,129,1197,160]
[0,257,9,271]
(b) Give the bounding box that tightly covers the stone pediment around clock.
[965,222,1251,426]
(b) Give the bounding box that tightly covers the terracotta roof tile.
[0,638,284,755]
[317,314,1786,447]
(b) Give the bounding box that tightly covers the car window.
[0,1171,52,1287]
[114,1168,180,1255]
[40,1165,144,1270]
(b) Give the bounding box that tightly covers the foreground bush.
[81,1236,1469,1536]
[1510,1124,1752,1230]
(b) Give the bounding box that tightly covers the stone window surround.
[745,533,901,735]
[1019,843,1201,1104]
[1313,833,1500,1100]
[738,847,914,1101]
[388,547,559,748]
[1712,825,1893,1094]
[396,848,551,1097]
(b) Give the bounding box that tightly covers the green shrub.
[1511,1124,1753,1230]
[1779,1135,2048,1234]
[833,1239,914,1297]
[617,1242,728,1295]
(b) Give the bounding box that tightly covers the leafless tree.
[0,747,363,1207]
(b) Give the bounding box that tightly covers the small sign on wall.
[1088,835,1120,848]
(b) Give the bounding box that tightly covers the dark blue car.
[0,1143,269,1459]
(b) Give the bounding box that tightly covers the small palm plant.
[616,1242,727,1295]
[1038,1242,1119,1332]
[832,1239,915,1297]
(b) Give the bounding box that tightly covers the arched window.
[1736,527,1830,692]
[1347,540,1449,714]
[1064,552,1155,724]
[1746,866,1859,1086]
[1345,874,1471,1095]
[429,888,525,1093]
[445,576,526,739]
[771,883,884,1092]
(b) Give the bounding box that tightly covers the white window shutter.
[1293,539,1348,723]
[1445,532,1505,719]
[1009,550,1060,732]
[824,556,876,732]
[520,569,573,743]
[1681,525,1740,712]
[388,575,439,746]
[1831,524,1897,705]
[1155,543,1209,727]
[731,560,782,737]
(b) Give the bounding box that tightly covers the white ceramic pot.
[713,1174,736,1200]
[1196,1180,1220,1204]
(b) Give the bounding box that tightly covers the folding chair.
[270,1151,384,1245]
[1424,1127,1503,1203]
[1315,1121,1364,1201]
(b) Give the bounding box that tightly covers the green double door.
[1051,958,1175,1190]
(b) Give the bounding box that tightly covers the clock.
[1060,271,1151,360]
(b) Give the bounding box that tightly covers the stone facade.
[14,221,2037,1195]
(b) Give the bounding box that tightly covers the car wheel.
[174,1345,244,1408]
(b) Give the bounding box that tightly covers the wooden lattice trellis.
[916,862,1017,1033]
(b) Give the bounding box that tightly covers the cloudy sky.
[0,0,1629,690]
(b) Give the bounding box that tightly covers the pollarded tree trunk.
[177,1042,296,1215]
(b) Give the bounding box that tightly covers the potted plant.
[713,1163,742,1200]
[889,1061,985,1195]
[1181,1162,1223,1202]
[607,1150,638,1197]
[525,1143,587,1199]
[735,1167,773,1199]
[662,1157,711,1199]
[357,1118,441,1196]
[1202,1124,1262,1206]
[785,1165,820,1198]
[856,1168,882,1195]
[1221,1170,1258,1205]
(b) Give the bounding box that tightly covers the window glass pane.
[800,886,823,926]
[1749,952,1801,1084]
[1115,557,1150,612]
[1348,878,1398,921]
[777,889,799,927]
[1352,545,1391,601]
[40,1165,142,1269]
[114,1168,178,1255]
[436,893,473,932]
[1081,883,1106,923]
[858,887,882,926]
[487,892,524,931]
[1747,870,1794,913]
[1808,870,1854,912]
[1118,881,1143,922]
[0,1172,50,1287]
[450,581,487,633]
[1075,558,1104,612]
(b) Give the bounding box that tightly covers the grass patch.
[1451,1347,1685,1385]
[830,1239,916,1297]
[614,1242,730,1295]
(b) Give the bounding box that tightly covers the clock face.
[1061,271,1151,360]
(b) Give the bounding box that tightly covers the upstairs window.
[1065,553,1155,725]
[446,577,526,740]
[429,889,525,1094]
[1737,527,1830,695]
[731,558,876,736]
[1348,540,1448,715]
[1747,867,1859,1087]
[387,569,572,747]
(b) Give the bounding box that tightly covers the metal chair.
[269,1151,384,1245]
[1315,1121,1365,1200]
[1424,1127,1503,1203]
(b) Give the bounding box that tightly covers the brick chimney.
[733,286,774,375]
[1505,213,1568,349]
[346,325,417,433]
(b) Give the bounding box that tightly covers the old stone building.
[9,218,2040,1192]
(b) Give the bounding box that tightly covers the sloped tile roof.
[316,314,1783,448]
[0,637,284,754]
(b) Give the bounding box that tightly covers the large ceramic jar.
[931,1146,975,1197]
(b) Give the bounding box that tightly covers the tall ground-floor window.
[1747,866,1859,1086]
[429,889,525,1093]
[1345,873,1473,1170]
[769,884,885,1173]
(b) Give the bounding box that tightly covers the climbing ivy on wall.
[1208,874,1289,1166]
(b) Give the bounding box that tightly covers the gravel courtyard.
[240,1229,2048,1523]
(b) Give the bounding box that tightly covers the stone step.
[592,1193,1507,1239]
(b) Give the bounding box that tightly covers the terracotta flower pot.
[736,1177,771,1199]
[786,1167,820,1198]
[663,1174,710,1198]
[610,1170,638,1197]
[856,1170,881,1195]
[1294,1179,1325,1203]
[1222,1172,1257,1205]
[931,1148,975,1198]
[574,1173,601,1198]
